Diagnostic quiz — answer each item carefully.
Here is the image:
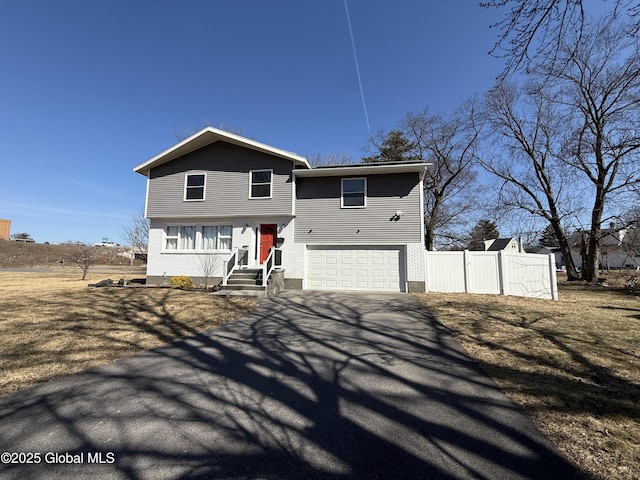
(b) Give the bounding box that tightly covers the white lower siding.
[146,216,427,289]
[406,243,426,282]
[146,216,295,281]
[284,241,306,280]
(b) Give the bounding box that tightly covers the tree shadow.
[0,291,586,480]
[599,304,640,321]
[450,297,639,419]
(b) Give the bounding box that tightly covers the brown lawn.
[0,268,256,396]
[415,279,640,480]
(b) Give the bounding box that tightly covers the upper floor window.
[184,174,205,201]
[341,177,366,208]
[249,169,272,199]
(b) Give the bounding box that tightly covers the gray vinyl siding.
[146,141,294,218]
[295,173,422,244]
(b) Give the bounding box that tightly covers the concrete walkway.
[0,291,583,479]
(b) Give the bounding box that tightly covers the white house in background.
[569,224,640,270]
[133,127,430,293]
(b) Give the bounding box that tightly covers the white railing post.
[222,248,239,286]
[262,247,281,287]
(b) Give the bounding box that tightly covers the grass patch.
[0,269,256,396]
[415,285,640,480]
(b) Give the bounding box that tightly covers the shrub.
[170,275,194,289]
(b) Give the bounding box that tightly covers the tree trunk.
[582,170,606,283]
[584,230,602,283]
[424,191,441,251]
[424,224,435,251]
[555,228,580,281]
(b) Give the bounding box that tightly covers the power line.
[343,0,371,137]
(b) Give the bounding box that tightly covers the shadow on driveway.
[0,291,584,479]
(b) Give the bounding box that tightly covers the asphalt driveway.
[0,291,582,480]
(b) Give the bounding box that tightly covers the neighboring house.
[469,237,524,253]
[133,127,429,293]
[569,224,640,269]
[537,246,564,270]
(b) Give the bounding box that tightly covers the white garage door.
[306,246,405,292]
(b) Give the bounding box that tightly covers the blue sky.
[0,1,504,244]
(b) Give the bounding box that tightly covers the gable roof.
[486,238,517,251]
[133,126,310,176]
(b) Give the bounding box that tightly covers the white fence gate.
[425,250,558,300]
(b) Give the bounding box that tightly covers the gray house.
[134,127,429,293]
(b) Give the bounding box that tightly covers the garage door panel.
[306,246,404,292]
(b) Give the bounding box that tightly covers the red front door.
[259,224,277,264]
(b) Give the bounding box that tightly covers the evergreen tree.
[469,219,499,242]
[363,130,415,163]
[537,224,559,248]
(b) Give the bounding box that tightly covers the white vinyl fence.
[425,250,558,300]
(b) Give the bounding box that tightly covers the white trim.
[341,177,367,208]
[183,173,206,202]
[419,172,425,246]
[134,126,310,175]
[249,169,273,199]
[291,171,296,216]
[144,178,150,218]
[294,162,430,177]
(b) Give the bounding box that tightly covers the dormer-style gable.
[135,127,310,219]
[133,126,310,176]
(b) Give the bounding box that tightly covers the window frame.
[163,224,233,252]
[249,169,273,199]
[165,225,179,250]
[178,225,197,250]
[201,225,219,250]
[217,225,233,251]
[341,177,367,208]
[184,173,206,202]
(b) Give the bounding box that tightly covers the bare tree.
[198,253,220,290]
[172,122,245,141]
[122,207,149,265]
[481,0,638,78]
[543,20,640,281]
[482,82,582,279]
[406,102,483,250]
[63,242,99,280]
[365,104,482,250]
[306,152,356,167]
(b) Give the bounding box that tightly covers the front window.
[184,174,205,201]
[341,178,366,208]
[218,225,232,250]
[178,226,196,249]
[250,169,272,198]
[165,224,233,251]
[201,225,232,251]
[202,226,218,250]
[165,226,179,250]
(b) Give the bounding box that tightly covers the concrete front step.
[222,284,266,291]
[227,278,262,286]
[211,289,266,298]
[216,266,277,298]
